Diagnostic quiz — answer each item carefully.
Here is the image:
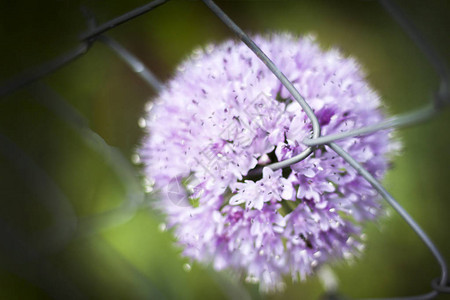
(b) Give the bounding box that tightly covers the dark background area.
[0,0,449,299]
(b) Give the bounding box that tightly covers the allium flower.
[139,33,398,291]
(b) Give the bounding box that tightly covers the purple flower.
[229,167,293,210]
[139,33,399,291]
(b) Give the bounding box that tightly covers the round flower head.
[139,33,398,291]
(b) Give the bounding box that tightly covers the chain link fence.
[0,0,449,299]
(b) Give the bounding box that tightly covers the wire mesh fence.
[0,0,449,299]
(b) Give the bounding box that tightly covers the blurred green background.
[0,0,449,299]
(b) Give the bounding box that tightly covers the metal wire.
[303,104,437,146]
[0,0,168,98]
[79,0,169,43]
[0,43,90,98]
[0,0,448,298]
[202,0,321,172]
[31,84,148,239]
[202,1,449,298]
[98,35,164,92]
[329,142,445,300]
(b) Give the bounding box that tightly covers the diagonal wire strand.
[0,0,169,99]
[79,0,170,42]
[0,43,90,98]
[203,0,449,298]
[201,0,321,171]
[329,142,447,299]
[98,35,164,92]
[0,0,448,298]
[303,0,450,148]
